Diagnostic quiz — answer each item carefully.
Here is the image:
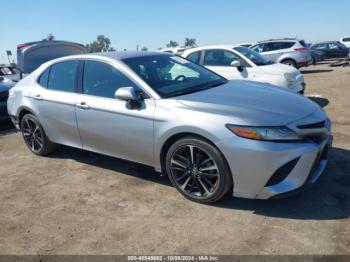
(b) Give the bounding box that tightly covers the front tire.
[165,137,232,203]
[20,114,58,156]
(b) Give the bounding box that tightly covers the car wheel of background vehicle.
[311,56,316,66]
[20,114,58,156]
[281,59,297,68]
[165,137,232,203]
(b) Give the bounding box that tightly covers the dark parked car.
[0,80,15,122]
[310,49,326,65]
[310,41,349,59]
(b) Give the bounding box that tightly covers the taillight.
[294,48,308,52]
[17,44,30,49]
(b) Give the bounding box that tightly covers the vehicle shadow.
[300,69,334,74]
[214,147,350,220]
[0,121,16,136]
[307,96,330,108]
[48,146,172,187]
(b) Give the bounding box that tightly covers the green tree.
[166,40,179,48]
[184,37,197,47]
[86,35,116,53]
[141,46,148,51]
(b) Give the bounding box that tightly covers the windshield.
[233,46,272,66]
[123,55,227,98]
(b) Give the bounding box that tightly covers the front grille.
[0,91,9,102]
[265,158,300,187]
[298,121,325,129]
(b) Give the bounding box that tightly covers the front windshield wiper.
[164,81,226,98]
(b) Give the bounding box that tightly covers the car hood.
[259,62,300,76]
[175,80,319,126]
[0,81,15,93]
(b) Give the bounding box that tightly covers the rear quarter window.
[38,68,50,87]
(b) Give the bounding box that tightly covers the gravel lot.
[0,61,349,255]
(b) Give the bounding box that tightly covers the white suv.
[182,45,305,94]
[250,39,312,68]
[340,36,350,48]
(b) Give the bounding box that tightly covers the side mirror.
[230,60,241,67]
[115,86,139,101]
[230,60,244,72]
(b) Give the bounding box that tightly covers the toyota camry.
[7,52,332,203]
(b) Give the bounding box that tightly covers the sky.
[1,0,350,64]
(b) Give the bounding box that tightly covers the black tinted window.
[187,51,201,64]
[343,37,350,42]
[83,60,136,98]
[204,50,241,66]
[264,42,295,51]
[48,60,79,92]
[38,68,50,87]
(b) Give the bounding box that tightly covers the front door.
[203,49,251,80]
[75,60,155,166]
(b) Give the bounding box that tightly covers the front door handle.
[76,102,90,110]
[33,94,43,101]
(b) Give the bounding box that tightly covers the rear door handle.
[33,94,43,101]
[76,102,90,110]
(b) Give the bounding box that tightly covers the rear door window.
[48,60,79,92]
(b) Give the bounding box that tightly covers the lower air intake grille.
[265,158,300,187]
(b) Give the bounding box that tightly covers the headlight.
[284,73,296,83]
[226,124,301,141]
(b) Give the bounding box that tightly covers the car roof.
[312,41,338,44]
[43,51,171,64]
[257,38,300,43]
[182,44,241,54]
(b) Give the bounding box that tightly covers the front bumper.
[257,135,332,199]
[216,124,332,200]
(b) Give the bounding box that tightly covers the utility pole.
[6,50,12,64]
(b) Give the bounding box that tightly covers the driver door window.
[203,50,241,66]
[83,60,137,98]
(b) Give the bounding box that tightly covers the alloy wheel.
[170,144,220,198]
[21,118,44,153]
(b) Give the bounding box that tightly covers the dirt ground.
[0,61,349,255]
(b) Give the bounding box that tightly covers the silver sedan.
[7,52,332,203]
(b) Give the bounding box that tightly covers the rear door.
[32,60,81,148]
[261,42,294,62]
[75,59,155,166]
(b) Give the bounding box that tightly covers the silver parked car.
[250,39,312,68]
[7,52,332,203]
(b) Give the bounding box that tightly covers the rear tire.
[165,137,233,203]
[20,114,58,156]
[281,59,297,68]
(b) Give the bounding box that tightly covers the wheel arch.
[17,106,36,125]
[159,132,232,179]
